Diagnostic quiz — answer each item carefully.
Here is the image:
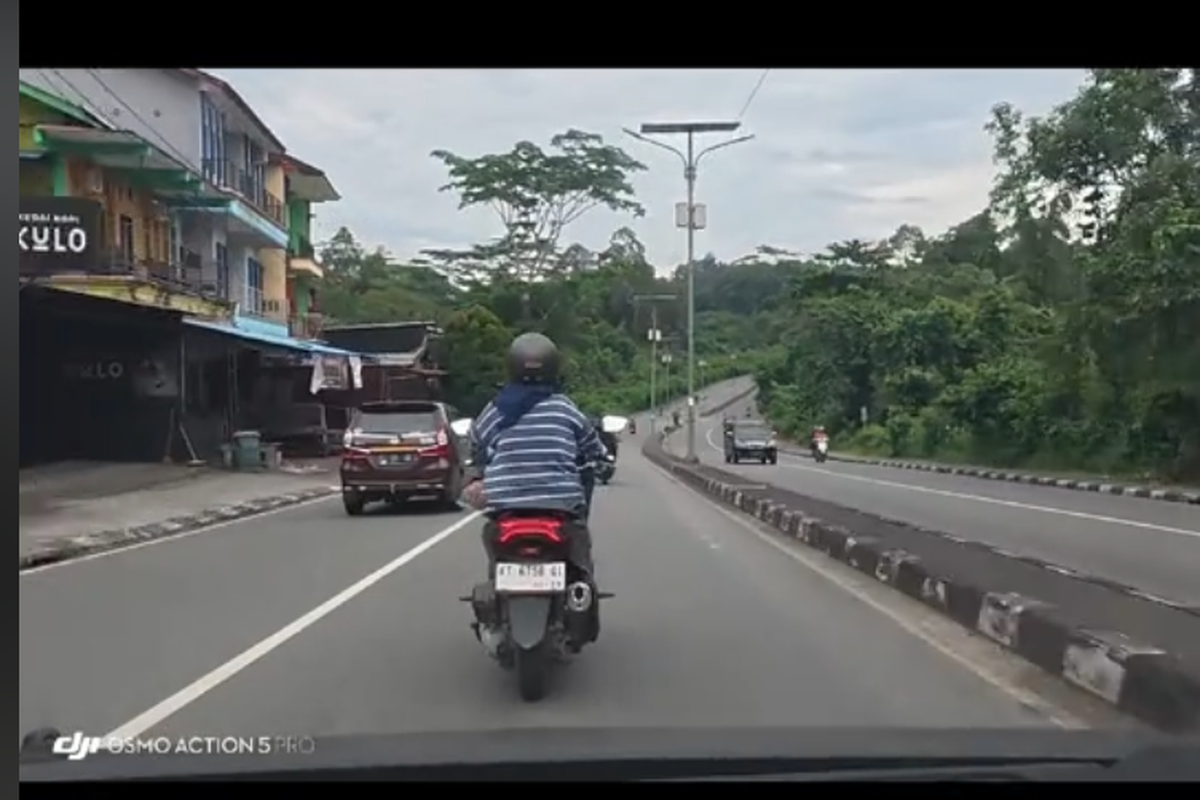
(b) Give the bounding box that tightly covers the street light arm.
[696,134,755,167]
[622,128,687,168]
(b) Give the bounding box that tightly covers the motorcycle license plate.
[495,562,567,593]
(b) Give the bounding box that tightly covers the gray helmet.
[506,332,561,384]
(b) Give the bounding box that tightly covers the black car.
[724,420,777,465]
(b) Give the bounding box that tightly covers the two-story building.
[19,69,360,466]
[18,68,333,336]
[19,78,231,319]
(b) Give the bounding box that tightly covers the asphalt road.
[695,382,1200,607]
[20,413,1112,746]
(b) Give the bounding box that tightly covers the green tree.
[311,70,1198,481]
[426,129,647,281]
[441,305,512,415]
[751,68,1199,481]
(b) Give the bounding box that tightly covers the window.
[242,135,265,205]
[200,94,227,185]
[201,94,216,182]
[246,256,264,314]
[247,257,263,290]
[169,220,180,265]
[214,242,229,297]
[118,215,135,265]
[143,220,153,264]
[354,409,440,436]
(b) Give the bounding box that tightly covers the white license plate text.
[495,562,567,593]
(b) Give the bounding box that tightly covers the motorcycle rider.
[810,424,828,451]
[461,332,607,639]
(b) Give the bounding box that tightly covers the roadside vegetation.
[317,69,1198,483]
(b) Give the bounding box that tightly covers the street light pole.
[662,351,673,407]
[632,292,676,435]
[624,122,754,463]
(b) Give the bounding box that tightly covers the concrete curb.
[19,485,340,572]
[779,444,1200,506]
[643,433,1200,734]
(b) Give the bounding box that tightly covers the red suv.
[340,401,470,515]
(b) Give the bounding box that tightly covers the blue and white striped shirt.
[471,393,607,513]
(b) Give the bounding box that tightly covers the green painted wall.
[50,155,68,196]
[293,274,312,314]
[287,198,310,249]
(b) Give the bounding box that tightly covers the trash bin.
[231,430,262,470]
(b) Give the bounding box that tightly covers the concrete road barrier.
[642,431,1200,734]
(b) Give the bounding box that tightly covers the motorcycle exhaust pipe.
[566,581,593,612]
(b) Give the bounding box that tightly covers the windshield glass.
[735,425,771,440]
[21,67,1197,777]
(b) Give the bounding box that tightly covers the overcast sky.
[213,69,1087,273]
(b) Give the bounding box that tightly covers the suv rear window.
[355,407,440,435]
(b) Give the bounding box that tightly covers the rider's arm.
[569,407,606,463]
[466,402,499,481]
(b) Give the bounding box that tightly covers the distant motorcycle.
[595,454,616,485]
[811,436,829,463]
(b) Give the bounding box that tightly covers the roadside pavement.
[19,459,340,571]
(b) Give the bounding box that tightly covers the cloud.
[211,68,1087,272]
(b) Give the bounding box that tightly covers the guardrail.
[641,427,1200,734]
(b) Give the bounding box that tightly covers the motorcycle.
[812,436,829,463]
[462,510,611,702]
[595,453,616,485]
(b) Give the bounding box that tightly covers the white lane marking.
[646,454,1083,729]
[104,511,482,740]
[20,491,343,577]
[703,425,1200,540]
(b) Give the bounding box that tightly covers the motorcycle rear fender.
[504,595,553,650]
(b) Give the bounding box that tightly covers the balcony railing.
[237,284,286,321]
[242,284,264,316]
[21,246,232,304]
[290,236,316,260]
[289,311,325,340]
[201,158,285,227]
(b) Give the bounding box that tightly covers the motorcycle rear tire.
[515,640,551,702]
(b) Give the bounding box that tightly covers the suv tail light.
[419,426,451,461]
[341,450,370,471]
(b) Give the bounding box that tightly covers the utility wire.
[80,68,203,174]
[735,68,771,121]
[36,69,116,128]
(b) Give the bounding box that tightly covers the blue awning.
[183,317,364,359]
